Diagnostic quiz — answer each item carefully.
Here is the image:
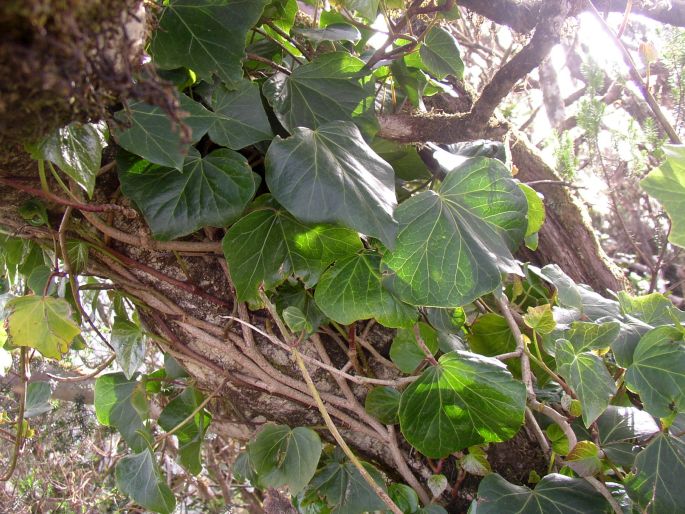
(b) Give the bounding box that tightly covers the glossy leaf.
[5,296,80,360]
[35,122,107,197]
[566,321,620,352]
[208,81,273,150]
[625,326,685,418]
[94,373,151,452]
[595,406,659,468]
[114,95,214,170]
[419,26,464,79]
[115,449,175,514]
[389,483,419,513]
[618,291,685,326]
[556,338,616,427]
[293,23,362,43]
[263,52,372,131]
[382,157,527,308]
[158,387,212,475]
[266,121,398,247]
[475,473,610,513]
[398,351,526,458]
[566,441,602,477]
[314,252,417,328]
[223,204,362,301]
[390,322,439,373]
[364,386,401,425]
[249,424,322,494]
[150,0,268,84]
[640,144,685,248]
[111,318,146,380]
[625,433,685,513]
[119,148,258,240]
[467,313,517,364]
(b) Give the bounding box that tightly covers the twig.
[246,53,291,75]
[293,350,404,514]
[528,398,577,449]
[0,347,28,481]
[525,407,550,456]
[46,354,116,382]
[387,425,431,505]
[252,27,303,64]
[413,325,438,366]
[264,21,311,59]
[495,294,534,395]
[585,476,623,514]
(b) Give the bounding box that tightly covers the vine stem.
[413,324,438,366]
[495,293,534,395]
[0,347,28,482]
[585,476,623,514]
[528,398,577,449]
[46,354,116,382]
[293,350,404,514]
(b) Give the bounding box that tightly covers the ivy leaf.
[389,483,419,514]
[556,338,616,427]
[293,23,362,44]
[523,304,556,334]
[263,52,375,132]
[115,449,176,514]
[390,322,439,373]
[114,95,215,170]
[314,252,417,328]
[419,26,464,80]
[158,387,212,475]
[566,321,620,352]
[5,296,81,360]
[308,455,388,514]
[66,240,89,275]
[208,81,273,150]
[467,313,518,374]
[625,326,685,419]
[460,446,491,476]
[618,291,685,326]
[283,306,312,333]
[595,406,659,468]
[475,473,610,513]
[625,433,685,513]
[35,122,107,198]
[398,351,526,458]
[223,204,362,301]
[150,0,268,85]
[640,144,685,248]
[427,474,449,498]
[119,148,258,240]
[111,318,146,380]
[364,386,401,425]
[249,424,322,494]
[520,183,545,250]
[265,121,398,248]
[342,0,379,20]
[566,441,602,477]
[273,282,327,333]
[94,372,151,452]
[382,157,527,308]
[24,381,52,418]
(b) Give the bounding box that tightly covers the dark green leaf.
[35,122,106,198]
[389,483,419,514]
[24,381,52,418]
[556,338,616,427]
[95,373,151,452]
[249,423,322,494]
[625,326,685,418]
[371,138,431,181]
[595,406,659,468]
[382,157,527,307]
[263,52,373,131]
[208,81,273,149]
[625,433,685,513]
[618,291,685,326]
[467,313,518,371]
[398,351,526,458]
[114,95,214,170]
[158,387,212,475]
[119,148,258,240]
[566,321,620,352]
[266,121,397,247]
[223,204,362,301]
[475,473,610,513]
[364,386,401,425]
[390,322,439,373]
[342,0,379,20]
[273,282,327,332]
[150,0,268,85]
[115,449,176,514]
[314,252,417,328]
[111,318,146,380]
[293,23,361,43]
[419,27,464,79]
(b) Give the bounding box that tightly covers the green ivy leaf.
[556,338,616,427]
[625,433,685,513]
[150,0,268,85]
[390,322,439,373]
[283,306,312,333]
[388,483,419,513]
[115,449,176,514]
[398,351,526,458]
[119,148,258,240]
[467,313,518,371]
[265,121,397,248]
[263,52,373,131]
[293,23,362,43]
[382,157,527,308]
[223,204,362,301]
[314,252,417,328]
[618,291,685,326]
[546,423,570,455]
[640,144,685,248]
[111,318,146,380]
[520,183,545,250]
[475,473,610,513]
[566,441,602,477]
[625,326,685,418]
[158,387,212,475]
[114,95,214,170]
[66,240,89,275]
[342,0,379,20]
[249,424,322,494]
[273,282,327,333]
[208,81,273,150]
[460,445,491,476]
[566,321,620,352]
[34,122,107,198]
[364,386,401,425]
[594,406,659,468]
[5,296,81,360]
[94,372,151,452]
[24,381,52,418]
[427,474,448,498]
[419,26,464,80]
[523,304,556,334]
